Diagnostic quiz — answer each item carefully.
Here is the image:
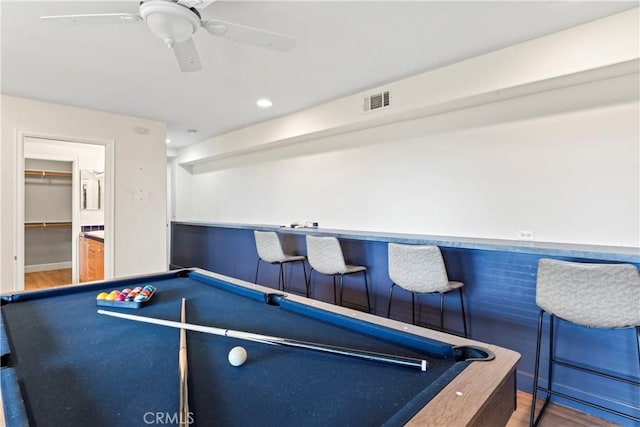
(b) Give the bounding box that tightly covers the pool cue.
[179,298,189,427]
[97,309,429,371]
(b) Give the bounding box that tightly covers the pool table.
[1,269,520,426]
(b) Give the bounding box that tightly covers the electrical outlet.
[518,230,535,241]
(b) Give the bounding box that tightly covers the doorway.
[24,158,74,290]
[16,132,113,291]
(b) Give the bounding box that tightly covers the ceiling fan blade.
[203,19,297,52]
[176,0,216,10]
[172,38,202,72]
[40,13,143,25]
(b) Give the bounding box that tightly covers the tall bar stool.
[531,259,640,426]
[254,231,306,292]
[305,235,371,313]
[386,243,468,338]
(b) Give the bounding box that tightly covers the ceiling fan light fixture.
[140,0,200,46]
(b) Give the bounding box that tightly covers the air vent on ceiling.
[363,90,390,112]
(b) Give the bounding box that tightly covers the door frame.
[15,129,114,290]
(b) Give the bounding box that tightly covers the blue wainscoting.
[170,222,640,424]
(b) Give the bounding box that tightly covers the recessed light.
[256,98,273,108]
[166,139,171,144]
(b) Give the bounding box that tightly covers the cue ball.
[228,346,247,367]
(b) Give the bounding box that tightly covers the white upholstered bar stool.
[531,259,640,426]
[386,243,468,337]
[305,235,371,313]
[254,231,306,292]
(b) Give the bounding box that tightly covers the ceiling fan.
[40,0,297,72]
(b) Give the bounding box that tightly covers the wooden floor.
[19,270,621,427]
[507,391,619,427]
[24,268,72,290]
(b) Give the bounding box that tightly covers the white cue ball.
[228,346,248,367]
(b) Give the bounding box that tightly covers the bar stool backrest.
[536,258,640,328]
[388,243,450,293]
[254,231,286,263]
[306,235,348,275]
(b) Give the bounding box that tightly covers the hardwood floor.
[17,270,623,427]
[507,391,619,427]
[24,268,72,290]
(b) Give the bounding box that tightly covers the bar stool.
[386,243,468,337]
[305,235,371,313]
[531,259,640,426]
[254,231,306,292]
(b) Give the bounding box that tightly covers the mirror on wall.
[81,169,104,211]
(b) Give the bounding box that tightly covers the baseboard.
[24,262,72,273]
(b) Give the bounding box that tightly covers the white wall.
[174,160,194,221]
[184,73,639,247]
[173,8,640,248]
[1,95,168,292]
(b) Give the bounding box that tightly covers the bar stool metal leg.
[337,271,371,312]
[363,271,371,313]
[254,259,261,284]
[411,293,416,325]
[459,288,468,338]
[306,268,314,298]
[547,314,556,405]
[301,260,308,291]
[439,293,445,332]
[283,259,307,294]
[532,312,556,427]
[278,263,285,291]
[530,309,545,427]
[534,313,556,426]
[637,326,640,372]
[387,283,397,318]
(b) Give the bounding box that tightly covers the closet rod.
[25,222,72,229]
[25,170,72,178]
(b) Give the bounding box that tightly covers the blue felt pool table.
[1,269,519,426]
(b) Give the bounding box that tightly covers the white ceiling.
[1,1,636,148]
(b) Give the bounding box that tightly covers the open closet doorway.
[24,157,76,289]
[18,134,112,291]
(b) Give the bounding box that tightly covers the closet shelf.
[25,222,72,229]
[25,170,72,178]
